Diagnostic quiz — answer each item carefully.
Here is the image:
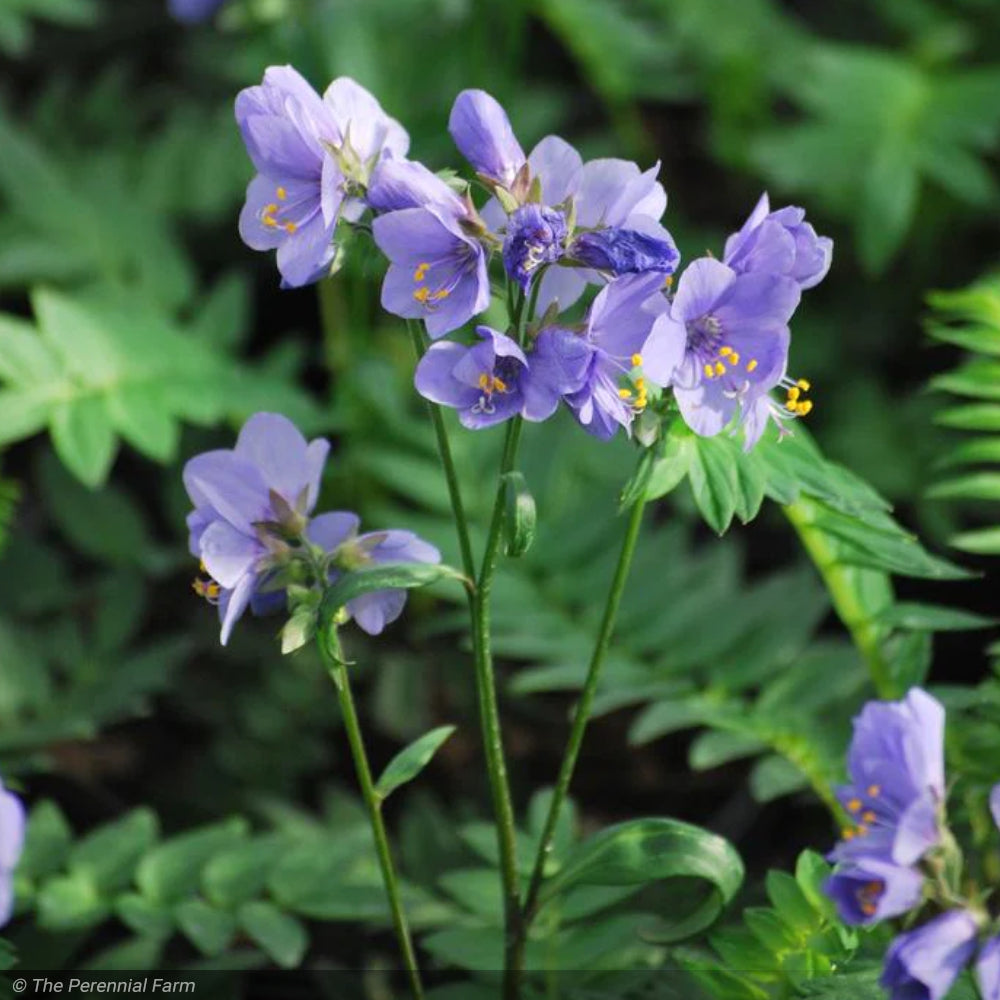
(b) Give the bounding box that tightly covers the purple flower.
[372,206,490,338]
[881,911,979,1000]
[0,777,25,927]
[183,413,330,645]
[724,193,832,291]
[534,273,677,440]
[307,513,440,635]
[169,0,226,22]
[990,782,1000,832]
[237,69,408,288]
[503,204,568,290]
[832,688,946,867]
[977,934,1000,1000]
[569,226,680,277]
[824,857,924,926]
[449,90,526,188]
[415,326,576,428]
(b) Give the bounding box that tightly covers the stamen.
[492,377,508,393]
[618,388,632,399]
[847,799,862,813]
[478,374,491,391]
[703,364,715,379]
[631,353,643,367]
[861,810,877,824]
[868,785,880,798]
[414,262,431,282]
[284,222,297,234]
[276,186,287,200]
[413,286,431,304]
[797,379,811,391]
[841,828,855,840]
[729,352,740,365]
[719,346,733,358]
[714,361,726,376]
[746,359,758,372]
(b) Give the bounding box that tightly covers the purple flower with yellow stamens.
[307,513,440,635]
[372,204,490,338]
[183,412,330,645]
[533,273,677,440]
[644,257,802,448]
[724,192,833,291]
[824,857,924,926]
[236,69,407,288]
[831,688,946,867]
[881,911,980,1000]
[415,326,576,428]
[0,776,25,927]
[978,934,1000,1000]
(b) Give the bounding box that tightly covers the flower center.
[780,376,814,417]
[841,784,882,840]
[616,353,649,413]
[688,315,759,382]
[472,357,520,415]
[855,879,884,917]
[259,185,300,235]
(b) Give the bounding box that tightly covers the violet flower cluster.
[823,688,1000,1000]
[0,776,25,928]
[234,71,832,449]
[183,412,439,645]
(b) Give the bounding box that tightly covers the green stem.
[319,629,424,1000]
[318,277,351,375]
[405,321,476,581]
[784,498,895,698]
[474,415,525,1000]
[520,495,647,927]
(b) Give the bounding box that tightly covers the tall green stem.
[319,629,424,1000]
[405,321,476,581]
[520,496,647,927]
[784,498,895,698]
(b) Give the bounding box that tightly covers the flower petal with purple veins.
[235,412,329,508]
[199,520,261,589]
[323,77,409,166]
[307,511,362,552]
[368,159,465,215]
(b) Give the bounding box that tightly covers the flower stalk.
[319,626,425,1000]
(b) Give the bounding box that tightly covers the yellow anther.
[478,373,491,391]
[262,214,278,228]
[635,377,646,390]
[861,810,877,824]
[703,364,715,379]
[842,828,855,840]
[868,785,881,798]
[413,286,430,304]
[787,387,800,402]
[746,359,758,372]
[714,361,726,376]
[284,222,297,234]
[414,262,431,282]
[631,353,643,367]
[719,346,733,358]
[431,288,450,300]
[729,352,740,365]
[797,400,813,416]
[861,902,877,916]
[663,275,674,289]
[618,388,633,399]
[276,186,287,200]
[492,377,507,393]
[847,798,862,813]
[856,824,869,836]
[265,203,279,215]
[797,379,811,391]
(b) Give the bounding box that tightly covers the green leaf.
[238,901,308,968]
[936,403,1000,431]
[927,472,1000,501]
[375,725,456,801]
[318,562,469,628]
[688,436,739,534]
[135,818,248,904]
[116,893,174,939]
[502,471,536,558]
[19,801,73,879]
[538,818,744,942]
[175,899,237,957]
[951,526,1000,555]
[50,394,117,487]
[766,870,818,929]
[877,602,996,631]
[202,835,289,909]
[69,809,158,893]
[644,427,693,501]
[36,869,109,930]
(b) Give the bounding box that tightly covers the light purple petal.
[199,520,260,589]
[363,529,441,566]
[978,935,1000,1000]
[183,451,270,534]
[0,784,26,872]
[218,572,257,646]
[674,377,737,438]
[991,783,1000,833]
[588,272,668,356]
[641,313,687,386]
[893,795,941,866]
[373,207,462,264]
[449,89,525,185]
[714,272,801,333]
[307,511,361,552]
[239,175,290,251]
[534,266,588,314]
[528,135,583,206]
[881,910,979,1000]
[368,158,464,215]
[348,589,409,636]
[476,326,528,365]
[275,210,337,288]
[323,77,409,163]
[576,159,666,228]
[672,258,737,323]
[414,342,483,409]
[234,412,321,506]
[423,252,490,339]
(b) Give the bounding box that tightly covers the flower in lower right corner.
[0,777,25,927]
[978,934,1000,1000]
[881,910,980,1000]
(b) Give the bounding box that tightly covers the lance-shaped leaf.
[318,562,470,632]
[375,725,457,801]
[536,817,744,943]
